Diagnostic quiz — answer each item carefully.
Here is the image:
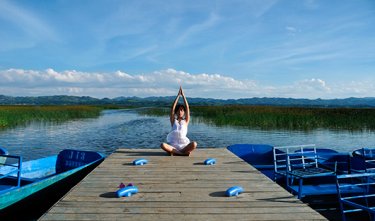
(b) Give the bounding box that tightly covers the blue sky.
[0,0,374,99]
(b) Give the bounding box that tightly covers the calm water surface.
[1,109,375,160]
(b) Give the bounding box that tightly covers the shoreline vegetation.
[2,104,375,131]
[0,105,102,129]
[139,105,375,131]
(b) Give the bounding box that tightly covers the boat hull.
[0,150,104,220]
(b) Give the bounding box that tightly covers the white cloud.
[286,26,297,33]
[0,68,374,99]
[174,12,220,47]
[0,0,57,43]
[248,0,279,18]
[274,78,331,98]
[297,78,330,91]
[304,0,319,9]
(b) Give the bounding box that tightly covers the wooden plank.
[39,148,327,221]
[41,213,326,221]
[46,206,318,214]
[47,201,308,208]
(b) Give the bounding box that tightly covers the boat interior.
[0,149,104,194]
[228,144,375,220]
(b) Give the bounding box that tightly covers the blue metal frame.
[273,145,295,181]
[286,151,336,199]
[336,173,375,221]
[273,144,317,181]
[273,144,337,199]
[0,154,22,192]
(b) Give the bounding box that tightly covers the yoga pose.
[161,86,197,156]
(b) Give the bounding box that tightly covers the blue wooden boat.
[227,144,352,200]
[227,144,275,179]
[227,144,350,181]
[227,144,351,185]
[0,148,105,218]
[227,144,375,220]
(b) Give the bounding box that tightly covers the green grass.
[0,105,102,129]
[140,105,375,131]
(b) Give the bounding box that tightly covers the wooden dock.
[40,148,327,220]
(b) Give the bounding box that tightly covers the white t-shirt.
[166,119,190,151]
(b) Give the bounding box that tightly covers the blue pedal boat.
[227,144,375,220]
[227,144,351,200]
[0,149,105,214]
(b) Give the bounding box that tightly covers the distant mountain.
[1,95,375,107]
[0,95,105,105]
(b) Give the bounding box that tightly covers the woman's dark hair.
[175,104,186,115]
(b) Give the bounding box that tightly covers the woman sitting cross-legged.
[161,86,197,156]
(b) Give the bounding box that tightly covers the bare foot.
[174,150,190,157]
[165,149,173,156]
[172,149,190,156]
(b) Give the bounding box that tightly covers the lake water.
[1,109,375,160]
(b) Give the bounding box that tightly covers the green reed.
[140,105,375,131]
[0,105,102,129]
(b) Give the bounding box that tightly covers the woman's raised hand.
[179,86,185,97]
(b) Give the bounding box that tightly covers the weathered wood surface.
[40,148,327,221]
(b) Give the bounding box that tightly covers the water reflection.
[0,109,374,161]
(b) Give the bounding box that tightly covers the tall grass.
[0,105,102,129]
[140,105,375,131]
